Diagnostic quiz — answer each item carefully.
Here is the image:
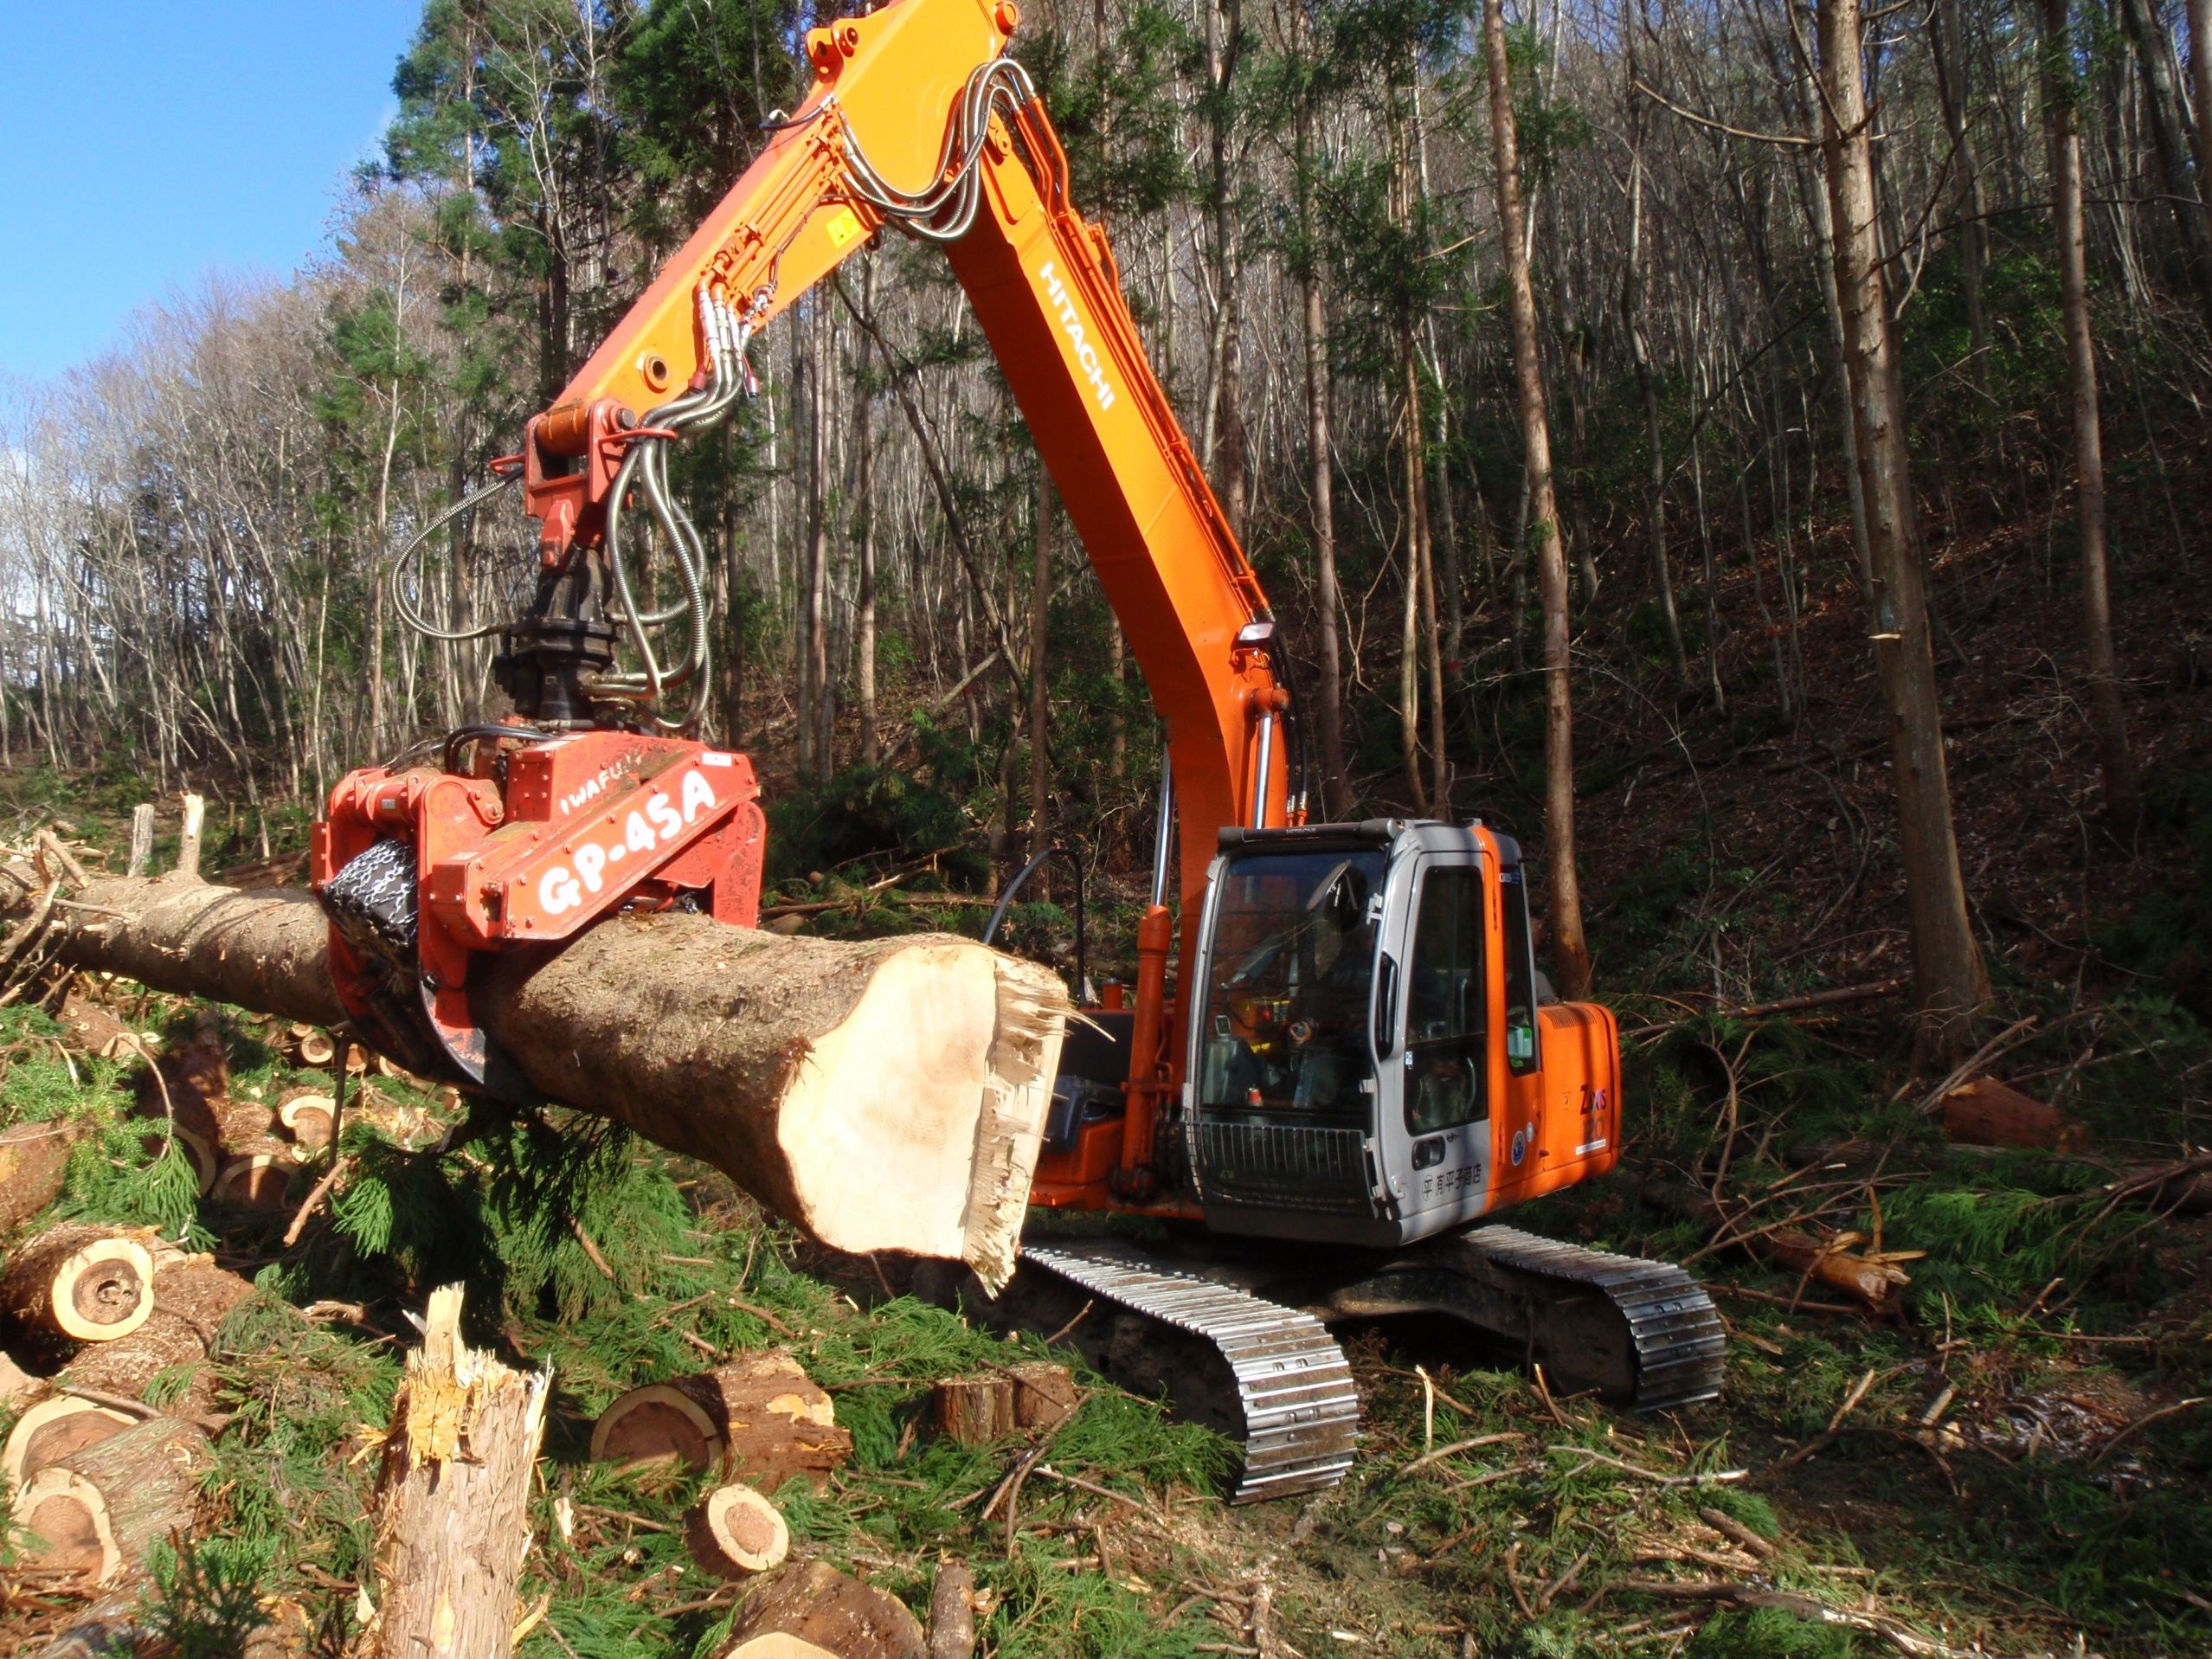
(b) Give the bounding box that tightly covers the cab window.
[1499,862,1540,1076]
[1404,865,1485,1134]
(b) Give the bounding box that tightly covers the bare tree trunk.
[2045,0,2142,827]
[2192,0,2212,211]
[1817,0,1989,1059]
[1027,471,1053,861]
[856,274,880,771]
[1297,80,1351,819]
[1932,0,1990,385]
[801,310,833,782]
[1484,0,1591,998]
[1621,29,1689,686]
[2116,0,2212,327]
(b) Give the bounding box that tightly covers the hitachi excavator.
[310,0,1724,1501]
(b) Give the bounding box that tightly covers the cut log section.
[0,1120,87,1233]
[590,1354,851,1489]
[63,1257,255,1418]
[685,1482,790,1579]
[39,876,1070,1285]
[932,1376,1015,1446]
[726,1560,928,1659]
[212,1142,299,1211]
[295,1028,337,1069]
[277,1088,338,1152]
[3,1396,135,1491]
[1007,1361,1078,1431]
[1942,1076,2091,1152]
[355,1284,549,1659]
[723,1640,841,1659]
[6,1415,209,1587]
[0,1226,158,1347]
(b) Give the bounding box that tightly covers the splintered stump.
[41,877,1070,1284]
[591,1354,851,1489]
[6,1415,209,1587]
[0,1225,158,1351]
[0,1120,87,1233]
[726,1561,928,1659]
[3,1397,135,1490]
[356,1284,549,1659]
[685,1483,791,1579]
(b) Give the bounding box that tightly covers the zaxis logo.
[1038,260,1116,414]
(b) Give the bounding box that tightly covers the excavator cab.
[1180,820,1618,1247]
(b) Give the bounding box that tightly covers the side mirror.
[1373,952,1398,1059]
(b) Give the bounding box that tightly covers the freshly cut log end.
[10,1466,116,1585]
[590,1354,851,1489]
[8,1415,209,1588]
[357,1284,549,1659]
[295,1029,337,1069]
[0,1226,158,1346]
[932,1376,1014,1446]
[3,1396,135,1491]
[278,1090,338,1151]
[213,1145,299,1211]
[685,1483,790,1579]
[728,1560,928,1659]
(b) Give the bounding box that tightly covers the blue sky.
[1,2,424,382]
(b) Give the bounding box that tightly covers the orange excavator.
[312,0,1722,1501]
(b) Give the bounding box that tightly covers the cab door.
[1377,849,1490,1236]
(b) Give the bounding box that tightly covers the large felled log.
[590,1353,851,1489]
[7,1415,209,1587]
[726,1561,928,1659]
[355,1284,548,1659]
[0,1225,158,1349]
[1942,1077,2091,1151]
[43,876,1069,1284]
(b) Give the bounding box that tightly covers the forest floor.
[2,444,2210,1656]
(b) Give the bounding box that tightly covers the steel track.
[1020,1241,1361,1503]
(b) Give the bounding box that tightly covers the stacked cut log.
[62,1253,255,1418]
[354,1284,549,1659]
[591,1353,852,1489]
[6,1415,210,1589]
[0,1120,87,1233]
[0,1225,158,1359]
[34,874,1070,1284]
[724,1561,929,1659]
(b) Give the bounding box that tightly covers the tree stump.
[355,1284,549,1659]
[6,1415,209,1587]
[0,1120,86,1234]
[590,1354,850,1489]
[1007,1361,1078,1431]
[2,1397,135,1491]
[727,1561,927,1659]
[927,1560,978,1659]
[63,1257,254,1417]
[932,1376,1015,1445]
[685,1483,790,1579]
[0,1226,158,1348]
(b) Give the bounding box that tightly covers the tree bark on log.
[933,1376,1015,1445]
[41,875,1070,1285]
[0,1120,85,1233]
[727,1561,928,1659]
[7,1415,209,1587]
[355,1284,548,1659]
[61,1257,254,1418]
[590,1354,851,1489]
[3,1396,135,1491]
[927,1560,978,1659]
[0,1225,158,1350]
